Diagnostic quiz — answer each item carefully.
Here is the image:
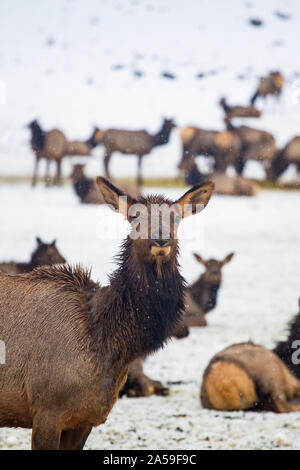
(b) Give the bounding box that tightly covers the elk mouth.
[151,245,171,258]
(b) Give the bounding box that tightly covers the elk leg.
[44,159,51,187]
[31,413,61,450]
[59,426,92,450]
[54,159,62,185]
[104,151,111,179]
[137,155,143,186]
[234,156,246,175]
[32,157,39,187]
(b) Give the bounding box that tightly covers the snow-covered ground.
[0,184,300,450]
[0,0,300,180]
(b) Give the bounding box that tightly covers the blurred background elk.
[250,71,284,105]
[219,97,261,119]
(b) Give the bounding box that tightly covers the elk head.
[31,238,66,267]
[193,252,234,285]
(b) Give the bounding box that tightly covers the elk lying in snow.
[0,237,66,275]
[178,125,241,173]
[121,319,189,398]
[267,136,300,180]
[201,342,300,413]
[225,117,277,175]
[184,252,234,327]
[273,298,300,380]
[71,164,140,204]
[250,71,284,105]
[0,177,214,449]
[219,97,261,119]
[179,156,259,196]
[28,120,97,186]
[92,118,176,185]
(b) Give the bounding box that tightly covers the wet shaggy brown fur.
[92,119,176,185]
[225,117,277,175]
[201,343,300,413]
[0,177,214,449]
[0,237,66,275]
[250,71,284,105]
[179,125,241,173]
[219,97,261,119]
[28,120,97,186]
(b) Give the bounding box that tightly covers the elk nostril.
[153,239,170,247]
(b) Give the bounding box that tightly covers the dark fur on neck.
[30,122,45,152]
[153,121,174,147]
[273,308,300,379]
[89,236,185,363]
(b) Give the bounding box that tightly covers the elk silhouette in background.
[224,117,277,176]
[267,136,300,181]
[0,177,214,449]
[28,120,97,186]
[0,237,66,275]
[178,125,241,173]
[201,342,300,413]
[184,252,234,327]
[92,118,176,185]
[250,71,284,105]
[219,97,261,119]
[70,164,140,204]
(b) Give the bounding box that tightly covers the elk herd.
[0,70,300,450]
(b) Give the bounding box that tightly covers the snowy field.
[1,0,300,451]
[0,184,300,450]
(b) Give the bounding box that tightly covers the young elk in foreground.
[0,237,66,275]
[201,342,300,413]
[184,252,234,327]
[0,177,214,449]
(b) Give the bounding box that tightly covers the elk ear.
[36,237,42,245]
[221,252,234,266]
[95,177,136,219]
[176,181,214,218]
[193,253,206,265]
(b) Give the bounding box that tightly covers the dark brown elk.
[178,125,241,173]
[92,118,176,185]
[70,164,140,204]
[178,156,259,196]
[184,252,234,327]
[267,136,300,180]
[28,120,97,186]
[0,237,66,275]
[201,342,300,413]
[0,177,214,449]
[250,71,284,105]
[225,117,277,175]
[219,97,261,119]
[273,298,300,379]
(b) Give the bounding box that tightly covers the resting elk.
[219,97,261,119]
[0,177,214,449]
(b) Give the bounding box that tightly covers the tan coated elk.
[178,125,241,173]
[0,237,66,275]
[28,120,97,186]
[250,71,284,105]
[92,118,176,185]
[201,342,300,413]
[0,177,214,449]
[219,97,261,119]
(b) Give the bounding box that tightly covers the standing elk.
[0,177,214,449]
[219,97,261,119]
[178,125,241,173]
[91,118,176,185]
[250,71,284,105]
[267,136,300,181]
[0,237,66,275]
[225,117,277,175]
[184,252,234,327]
[201,342,300,413]
[28,120,97,186]
[70,164,140,204]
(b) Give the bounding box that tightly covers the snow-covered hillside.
[0,0,299,179]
